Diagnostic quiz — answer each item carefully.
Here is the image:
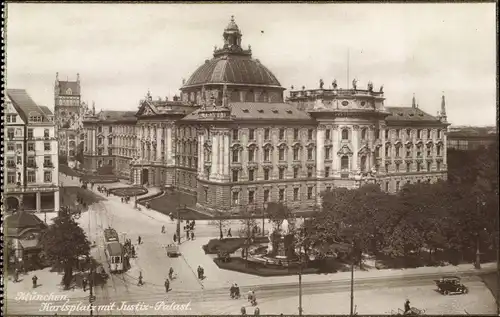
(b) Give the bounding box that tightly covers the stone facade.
[81,17,449,214]
[5,90,60,213]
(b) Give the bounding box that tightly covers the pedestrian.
[197,266,202,279]
[241,306,246,316]
[82,277,88,292]
[14,268,19,283]
[131,245,136,258]
[227,228,232,238]
[191,231,195,240]
[161,225,165,234]
[173,233,177,243]
[138,236,142,245]
[32,275,38,288]
[164,278,170,292]
[254,307,260,316]
[169,267,174,280]
[186,230,190,240]
[138,272,143,286]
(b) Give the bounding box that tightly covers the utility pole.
[262,203,265,236]
[89,262,95,316]
[350,241,355,316]
[475,197,482,269]
[298,261,303,316]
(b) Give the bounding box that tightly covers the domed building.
[82,16,449,214]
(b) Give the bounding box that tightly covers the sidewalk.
[179,236,498,290]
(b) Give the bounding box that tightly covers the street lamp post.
[350,241,355,316]
[298,256,303,316]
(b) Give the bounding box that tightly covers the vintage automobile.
[166,244,180,257]
[434,276,468,295]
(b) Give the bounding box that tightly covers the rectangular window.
[109,126,113,133]
[417,130,422,139]
[427,130,432,138]
[27,171,36,183]
[6,114,11,122]
[308,129,314,140]
[396,181,400,191]
[28,129,34,139]
[248,190,255,204]
[7,143,15,151]
[279,128,285,140]
[325,147,330,160]
[293,167,299,178]
[437,161,441,170]
[279,168,285,180]
[396,163,400,172]
[44,129,50,138]
[264,169,270,180]
[417,163,421,172]
[232,191,239,205]
[108,148,112,156]
[232,150,239,163]
[307,167,313,178]
[293,148,299,160]
[307,148,313,160]
[406,163,411,172]
[294,128,299,140]
[7,156,16,168]
[44,155,52,167]
[248,169,255,181]
[325,129,331,140]
[279,148,285,161]
[44,143,51,151]
[293,188,299,201]
[427,162,431,171]
[27,157,36,167]
[263,189,270,203]
[108,137,113,145]
[98,126,103,133]
[326,186,332,192]
[385,130,389,139]
[44,171,52,183]
[385,182,389,192]
[232,129,239,140]
[437,130,442,138]
[307,187,313,199]
[232,170,239,182]
[7,128,15,139]
[264,149,270,161]
[7,172,16,184]
[249,129,255,140]
[264,128,270,140]
[279,189,285,201]
[325,167,330,177]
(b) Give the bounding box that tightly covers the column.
[381,125,386,172]
[316,125,325,178]
[166,125,175,165]
[224,132,230,177]
[36,192,41,212]
[156,125,162,161]
[54,190,60,212]
[197,132,204,177]
[352,126,359,172]
[211,132,219,180]
[332,125,339,174]
[92,129,96,154]
[218,133,224,180]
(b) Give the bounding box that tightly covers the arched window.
[360,156,367,172]
[246,90,255,102]
[341,155,349,170]
[361,128,367,140]
[341,129,349,140]
[232,149,239,163]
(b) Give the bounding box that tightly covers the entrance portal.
[5,196,20,211]
[142,169,149,185]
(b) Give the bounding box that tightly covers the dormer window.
[272,110,278,114]
[242,109,249,113]
[258,109,264,113]
[286,110,293,114]
[66,88,72,95]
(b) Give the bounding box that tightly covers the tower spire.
[412,93,416,108]
[440,92,447,122]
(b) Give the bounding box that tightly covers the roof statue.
[56,72,59,80]
[147,89,152,101]
[352,78,358,90]
[210,92,217,108]
[302,86,305,90]
[332,79,338,89]
[291,85,294,90]
[367,81,373,92]
[412,94,416,108]
[319,79,324,89]
[379,85,384,93]
[92,101,95,115]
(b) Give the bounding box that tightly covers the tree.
[266,202,292,232]
[39,213,90,289]
[209,210,230,240]
[237,207,258,266]
[75,142,84,164]
[58,155,68,165]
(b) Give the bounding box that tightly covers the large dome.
[183,56,281,88]
[182,16,282,89]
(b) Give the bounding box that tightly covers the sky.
[6,3,497,126]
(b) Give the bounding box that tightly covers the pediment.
[136,100,158,117]
[337,145,353,156]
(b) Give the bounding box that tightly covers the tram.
[103,228,123,273]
